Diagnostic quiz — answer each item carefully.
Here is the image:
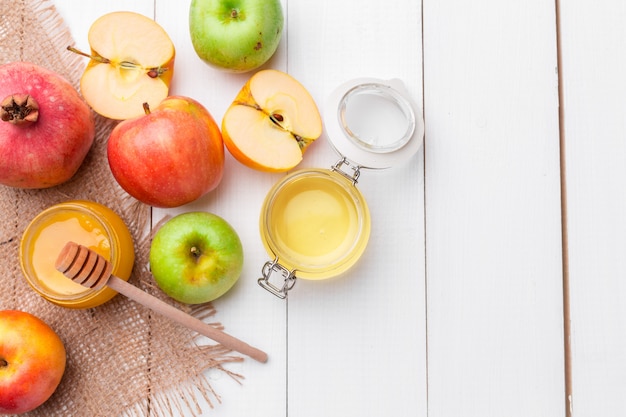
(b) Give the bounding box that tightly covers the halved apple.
[222,69,322,172]
[70,11,175,120]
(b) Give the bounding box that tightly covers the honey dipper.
[55,241,268,363]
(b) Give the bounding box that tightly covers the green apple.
[149,212,244,304]
[189,0,284,72]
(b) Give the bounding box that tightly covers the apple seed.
[270,113,284,123]
[147,68,164,78]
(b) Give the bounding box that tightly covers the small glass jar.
[258,78,424,298]
[20,200,135,309]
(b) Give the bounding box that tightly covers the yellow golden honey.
[260,169,370,280]
[20,200,135,308]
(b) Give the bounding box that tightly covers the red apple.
[107,96,224,208]
[0,310,66,415]
[0,62,95,188]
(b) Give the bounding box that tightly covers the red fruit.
[107,96,224,208]
[0,310,66,414]
[0,62,95,188]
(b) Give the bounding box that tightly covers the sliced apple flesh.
[222,69,322,172]
[77,11,175,120]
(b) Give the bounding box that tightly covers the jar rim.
[325,77,424,169]
[338,82,416,154]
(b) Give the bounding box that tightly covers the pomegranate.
[0,62,95,188]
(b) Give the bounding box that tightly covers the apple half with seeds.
[222,69,322,172]
[69,11,175,120]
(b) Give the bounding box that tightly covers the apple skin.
[150,212,244,304]
[0,310,66,415]
[189,0,284,72]
[107,96,224,208]
[0,62,95,188]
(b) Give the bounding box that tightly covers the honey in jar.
[20,200,135,308]
[260,168,370,281]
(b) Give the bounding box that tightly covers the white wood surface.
[559,1,626,416]
[423,1,565,416]
[50,0,623,416]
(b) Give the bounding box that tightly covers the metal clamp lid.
[331,156,362,185]
[258,258,297,299]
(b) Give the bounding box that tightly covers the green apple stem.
[1,94,39,125]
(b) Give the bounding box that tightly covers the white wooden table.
[53,1,626,416]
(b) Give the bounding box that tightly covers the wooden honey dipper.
[55,241,268,363]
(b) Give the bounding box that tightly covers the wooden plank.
[285,1,427,417]
[152,1,289,416]
[423,0,566,415]
[559,1,626,415]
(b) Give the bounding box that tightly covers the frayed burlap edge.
[0,1,243,416]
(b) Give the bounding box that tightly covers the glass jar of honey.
[258,78,424,298]
[19,200,135,308]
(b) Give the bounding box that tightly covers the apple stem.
[190,246,201,259]
[0,358,7,367]
[67,45,110,64]
[1,94,39,125]
[143,102,151,115]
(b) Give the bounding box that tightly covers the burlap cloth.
[0,1,244,416]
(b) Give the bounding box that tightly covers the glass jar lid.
[325,78,424,169]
